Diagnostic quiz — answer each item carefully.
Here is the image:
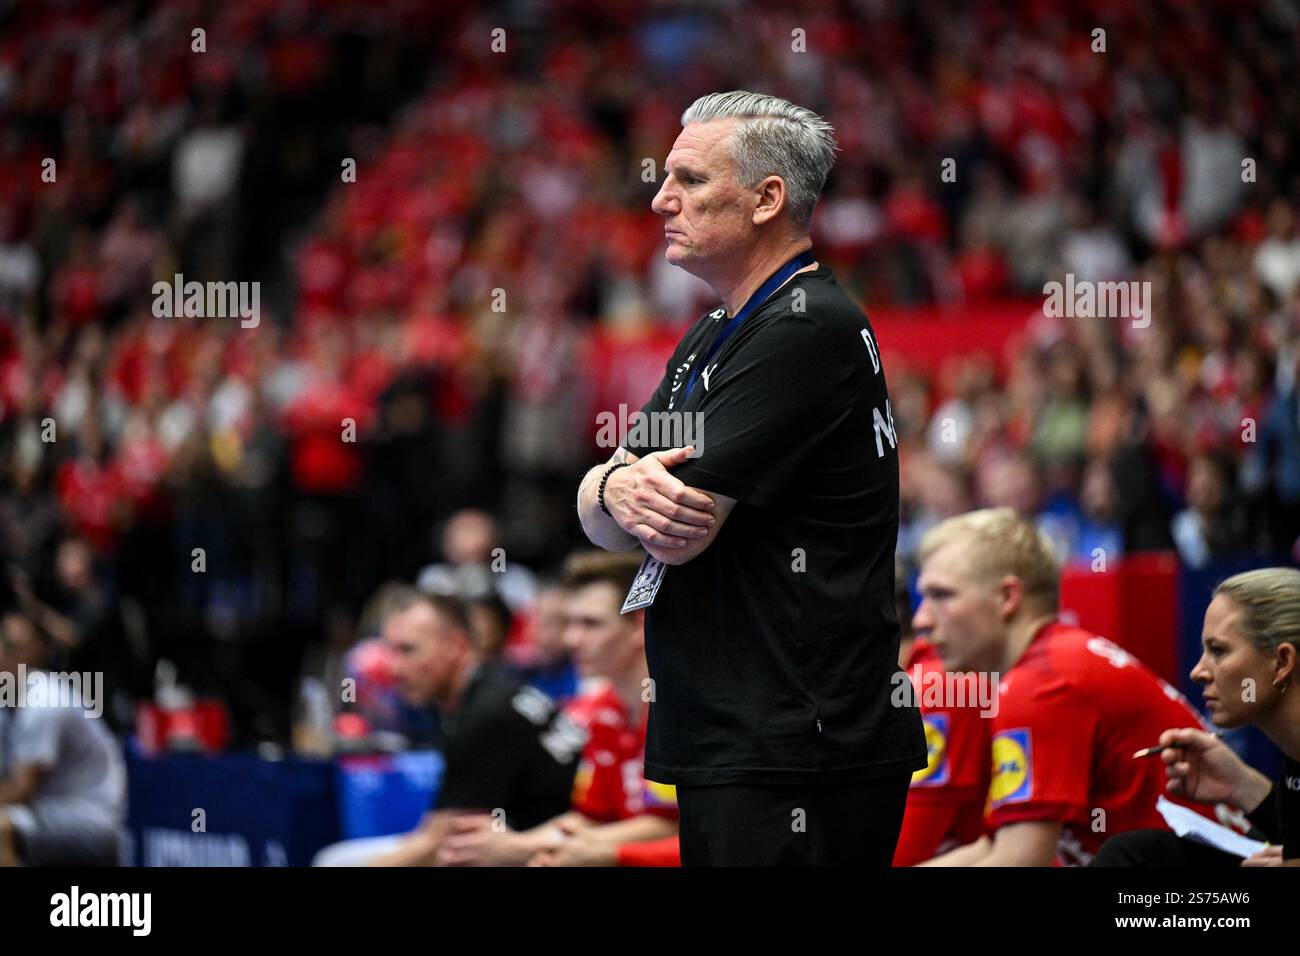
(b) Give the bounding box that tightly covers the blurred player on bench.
[439,551,679,866]
[913,508,1218,866]
[0,611,125,867]
[892,567,990,866]
[313,589,582,866]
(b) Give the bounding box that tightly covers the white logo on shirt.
[860,327,881,374]
[1086,637,1134,669]
[667,353,697,411]
[701,362,718,391]
[511,686,555,725]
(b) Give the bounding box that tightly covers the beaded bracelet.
[598,461,631,516]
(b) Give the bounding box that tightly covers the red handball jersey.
[563,682,678,824]
[614,835,681,867]
[894,639,991,865]
[986,621,1215,865]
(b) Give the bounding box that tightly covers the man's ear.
[997,576,1024,622]
[751,175,787,226]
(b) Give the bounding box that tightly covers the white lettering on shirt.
[872,400,896,458]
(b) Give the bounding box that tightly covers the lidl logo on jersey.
[911,713,949,787]
[988,728,1033,807]
[571,761,594,805]
[643,778,678,809]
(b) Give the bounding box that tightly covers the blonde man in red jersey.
[914,508,1216,866]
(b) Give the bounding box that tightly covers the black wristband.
[598,461,631,516]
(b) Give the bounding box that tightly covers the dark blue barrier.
[126,745,442,866]
[335,751,444,839]
[125,748,339,866]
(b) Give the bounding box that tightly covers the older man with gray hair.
[576,91,926,866]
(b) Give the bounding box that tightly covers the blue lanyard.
[683,249,815,401]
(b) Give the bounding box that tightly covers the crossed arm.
[367,810,457,866]
[576,446,736,564]
[437,810,677,866]
[369,806,679,867]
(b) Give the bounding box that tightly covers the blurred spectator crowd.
[0,0,1298,743]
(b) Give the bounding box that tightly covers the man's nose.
[911,599,932,633]
[651,181,674,216]
[562,626,582,654]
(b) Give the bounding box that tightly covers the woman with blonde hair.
[1094,567,1300,866]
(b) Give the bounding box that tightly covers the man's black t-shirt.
[433,663,583,829]
[624,263,927,786]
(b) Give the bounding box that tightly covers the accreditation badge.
[621,555,667,613]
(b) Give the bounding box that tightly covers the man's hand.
[578,444,734,562]
[367,811,455,866]
[526,820,617,867]
[437,814,549,866]
[603,446,717,549]
[603,444,737,564]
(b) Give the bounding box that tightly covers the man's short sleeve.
[434,710,518,814]
[894,794,969,866]
[670,318,845,507]
[435,684,581,828]
[985,681,1096,832]
[523,706,586,819]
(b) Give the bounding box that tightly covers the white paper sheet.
[1155,796,1269,859]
